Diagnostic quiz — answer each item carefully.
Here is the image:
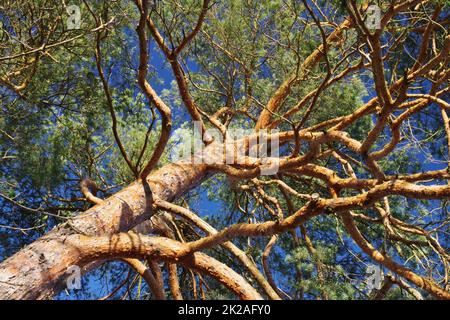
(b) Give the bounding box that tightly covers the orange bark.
[0,160,209,299]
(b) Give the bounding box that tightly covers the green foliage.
[0,0,447,300]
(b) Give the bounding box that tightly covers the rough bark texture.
[0,160,209,299]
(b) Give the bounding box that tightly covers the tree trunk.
[0,160,210,299]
